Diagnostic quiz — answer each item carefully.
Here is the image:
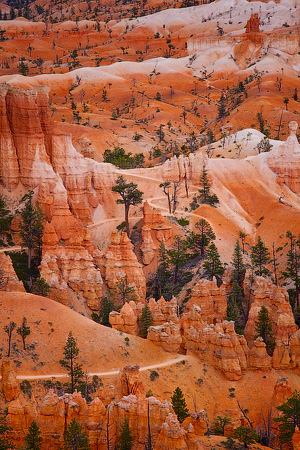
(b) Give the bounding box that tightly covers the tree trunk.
[125,205,130,236]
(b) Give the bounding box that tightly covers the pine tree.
[238,231,247,254]
[140,304,153,338]
[17,317,31,350]
[64,418,90,450]
[203,243,224,281]
[217,92,227,119]
[198,165,219,206]
[60,332,84,393]
[231,240,246,284]
[32,278,50,297]
[93,293,115,327]
[112,176,143,236]
[233,426,259,448]
[119,417,133,450]
[167,236,190,284]
[251,236,270,277]
[282,231,300,308]
[114,277,137,306]
[213,415,231,436]
[226,282,247,334]
[0,196,13,245]
[275,390,300,443]
[4,321,16,357]
[19,191,44,282]
[188,219,216,258]
[171,387,189,424]
[254,306,275,355]
[0,415,15,450]
[153,240,172,299]
[24,420,42,450]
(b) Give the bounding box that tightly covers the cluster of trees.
[0,190,49,294]
[4,317,31,357]
[103,146,145,169]
[91,278,153,338]
[149,219,222,301]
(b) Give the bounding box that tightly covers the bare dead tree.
[145,398,153,450]
[236,399,254,431]
[171,182,181,214]
[160,182,172,213]
[260,407,273,446]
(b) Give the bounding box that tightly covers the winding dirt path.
[15,354,190,381]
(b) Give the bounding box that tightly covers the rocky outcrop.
[248,337,272,371]
[188,278,227,325]
[154,413,187,450]
[148,322,182,353]
[184,321,248,380]
[183,411,208,438]
[269,121,300,195]
[0,83,55,190]
[245,14,260,33]
[271,377,293,408]
[244,276,297,346]
[162,153,205,185]
[141,226,157,265]
[112,394,173,448]
[98,232,146,300]
[109,302,138,335]
[1,360,19,402]
[0,253,25,292]
[40,219,103,310]
[272,328,300,370]
[293,426,300,450]
[120,365,145,398]
[149,297,179,326]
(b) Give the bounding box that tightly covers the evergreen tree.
[140,304,153,338]
[212,415,231,436]
[24,420,42,450]
[282,231,300,309]
[238,231,247,254]
[92,292,115,327]
[203,243,224,281]
[231,240,246,284]
[17,317,30,350]
[119,417,133,450]
[254,306,275,355]
[32,278,50,297]
[60,332,84,393]
[64,418,90,450]
[0,415,15,450]
[4,321,16,357]
[171,387,189,424]
[233,426,259,448]
[198,165,219,206]
[19,191,44,283]
[112,176,143,236]
[226,282,247,334]
[167,236,190,284]
[188,219,215,258]
[152,240,172,300]
[0,196,13,245]
[217,92,227,119]
[114,277,137,306]
[251,236,270,277]
[275,390,300,443]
